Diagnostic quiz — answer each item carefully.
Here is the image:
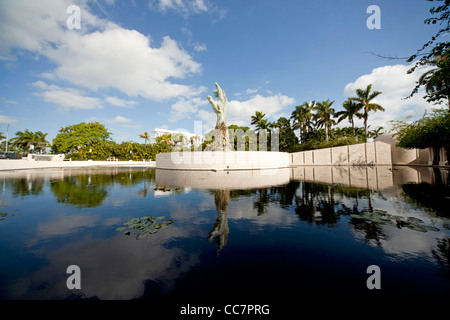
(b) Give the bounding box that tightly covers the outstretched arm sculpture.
[207,82,227,124]
[207,82,230,151]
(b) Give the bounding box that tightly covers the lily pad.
[349,209,439,233]
[407,217,424,224]
[117,215,174,239]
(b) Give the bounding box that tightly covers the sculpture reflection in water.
[207,189,230,255]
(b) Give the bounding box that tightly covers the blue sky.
[0,0,442,144]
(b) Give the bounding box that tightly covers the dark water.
[0,166,449,304]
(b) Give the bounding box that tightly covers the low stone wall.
[156,151,290,171]
[0,160,155,171]
[290,141,392,166]
[27,154,65,161]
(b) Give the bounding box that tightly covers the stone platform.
[155,151,290,171]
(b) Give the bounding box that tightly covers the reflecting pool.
[0,166,449,301]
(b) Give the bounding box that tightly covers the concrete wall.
[0,160,155,171]
[374,132,429,165]
[290,141,392,166]
[156,151,290,171]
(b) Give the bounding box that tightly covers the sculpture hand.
[207,95,220,114]
[214,82,227,106]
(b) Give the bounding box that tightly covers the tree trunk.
[364,116,368,143]
[351,120,356,139]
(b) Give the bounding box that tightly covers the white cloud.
[48,30,203,100]
[193,42,207,52]
[0,0,110,61]
[227,94,296,126]
[191,93,295,130]
[105,96,138,107]
[105,115,133,124]
[245,88,259,95]
[196,109,216,132]
[0,114,17,124]
[85,115,140,129]
[169,96,208,122]
[1,0,204,101]
[1,98,17,104]
[343,63,436,130]
[234,87,259,97]
[32,81,103,110]
[149,0,225,19]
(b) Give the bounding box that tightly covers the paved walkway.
[0,159,156,171]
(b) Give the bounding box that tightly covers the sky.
[0,0,444,144]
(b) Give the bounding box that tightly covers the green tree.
[314,99,336,142]
[227,124,257,151]
[407,0,450,107]
[52,122,112,154]
[10,129,49,154]
[368,126,385,140]
[291,101,315,144]
[50,175,109,208]
[409,50,450,107]
[335,99,363,139]
[393,109,450,165]
[251,111,272,132]
[349,84,384,142]
[271,117,298,151]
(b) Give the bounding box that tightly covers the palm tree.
[349,84,384,142]
[314,99,336,142]
[10,130,49,154]
[368,126,385,139]
[157,134,175,147]
[0,132,5,141]
[139,131,151,147]
[335,99,363,139]
[251,111,265,129]
[251,111,271,132]
[291,101,315,143]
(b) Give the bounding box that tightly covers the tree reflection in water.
[295,182,340,226]
[432,238,450,280]
[1,168,156,208]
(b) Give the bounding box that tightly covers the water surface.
[0,166,448,301]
